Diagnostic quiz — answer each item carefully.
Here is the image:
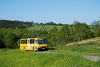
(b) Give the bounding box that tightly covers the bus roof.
[20,37,46,40]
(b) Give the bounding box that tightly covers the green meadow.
[27,25,63,31]
[0,41,100,67]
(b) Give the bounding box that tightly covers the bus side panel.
[30,46,33,50]
[20,44,27,50]
[25,47,28,50]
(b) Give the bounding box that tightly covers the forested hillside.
[0,20,100,48]
[0,19,33,28]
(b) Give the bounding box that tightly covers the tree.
[73,21,91,43]
[0,32,5,48]
[61,24,70,44]
[47,27,58,46]
[92,20,100,37]
[4,32,18,48]
[81,23,92,39]
[70,25,76,42]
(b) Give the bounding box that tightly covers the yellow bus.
[20,37,48,51]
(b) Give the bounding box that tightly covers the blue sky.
[0,0,100,24]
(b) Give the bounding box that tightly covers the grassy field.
[0,49,100,67]
[27,25,63,31]
[0,40,100,67]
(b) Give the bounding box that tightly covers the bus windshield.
[38,38,47,44]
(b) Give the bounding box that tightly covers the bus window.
[38,38,47,44]
[30,39,34,44]
[21,40,27,44]
[38,40,42,44]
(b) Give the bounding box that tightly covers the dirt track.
[83,55,100,61]
[66,37,100,46]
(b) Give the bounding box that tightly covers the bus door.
[34,40,38,51]
[27,40,31,50]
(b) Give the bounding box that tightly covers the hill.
[27,25,63,31]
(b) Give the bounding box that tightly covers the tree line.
[0,19,63,29]
[33,21,63,26]
[0,19,33,28]
[0,20,100,48]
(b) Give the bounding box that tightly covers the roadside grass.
[0,49,100,67]
[52,40,100,56]
[27,25,63,31]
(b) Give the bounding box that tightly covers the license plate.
[42,48,45,49]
